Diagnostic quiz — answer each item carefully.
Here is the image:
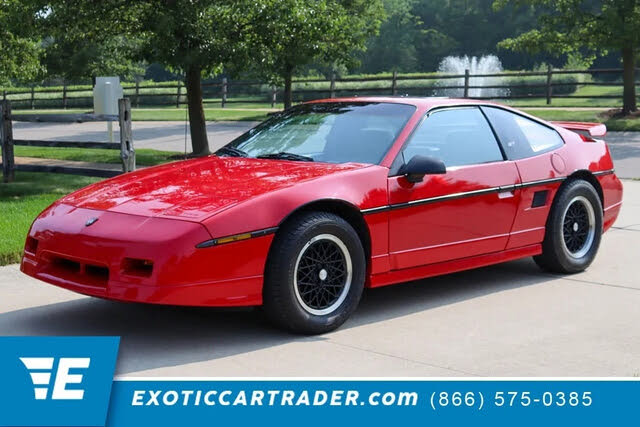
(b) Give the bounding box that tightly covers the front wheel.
[263,212,366,334]
[534,179,603,274]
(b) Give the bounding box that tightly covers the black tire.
[263,211,366,334]
[534,179,603,274]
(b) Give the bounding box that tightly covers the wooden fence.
[0,98,135,183]
[1,67,638,109]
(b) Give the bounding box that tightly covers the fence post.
[221,78,228,108]
[546,65,553,105]
[330,72,336,98]
[176,82,182,108]
[135,81,140,108]
[391,70,398,96]
[30,86,35,109]
[62,84,68,109]
[118,98,135,173]
[2,90,6,103]
[1,100,15,183]
[463,69,470,98]
[271,85,277,108]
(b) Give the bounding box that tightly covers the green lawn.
[523,109,640,131]
[132,108,270,121]
[0,172,100,265]
[14,146,179,166]
[508,85,625,108]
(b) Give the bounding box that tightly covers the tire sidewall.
[266,214,366,334]
[546,180,603,273]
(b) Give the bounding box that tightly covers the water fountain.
[435,55,509,98]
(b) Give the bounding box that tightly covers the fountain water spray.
[435,55,509,98]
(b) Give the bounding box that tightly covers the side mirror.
[399,155,446,183]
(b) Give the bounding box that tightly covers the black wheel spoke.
[296,237,349,311]
[562,198,594,256]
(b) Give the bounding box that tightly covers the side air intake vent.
[532,190,549,208]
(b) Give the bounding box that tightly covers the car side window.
[481,106,564,160]
[402,107,504,168]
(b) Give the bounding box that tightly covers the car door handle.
[497,184,517,199]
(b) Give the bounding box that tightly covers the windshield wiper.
[257,152,314,162]
[216,146,248,157]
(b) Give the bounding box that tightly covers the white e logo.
[20,357,91,400]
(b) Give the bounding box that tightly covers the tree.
[411,0,543,71]
[134,0,257,155]
[360,0,424,73]
[42,36,144,82]
[42,0,255,156]
[251,0,384,109]
[495,0,640,114]
[0,0,42,85]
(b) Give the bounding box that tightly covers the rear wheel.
[534,180,603,273]
[263,212,366,334]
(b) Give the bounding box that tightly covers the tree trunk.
[185,65,210,156]
[283,67,293,109]
[622,47,637,114]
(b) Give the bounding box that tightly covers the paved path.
[599,132,640,179]
[13,120,258,154]
[1,181,638,377]
[13,121,640,178]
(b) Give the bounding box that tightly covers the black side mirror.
[399,155,446,183]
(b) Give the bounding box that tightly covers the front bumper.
[20,203,272,306]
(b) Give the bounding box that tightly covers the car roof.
[305,96,501,110]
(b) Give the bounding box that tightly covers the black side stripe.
[196,170,616,243]
[592,169,615,177]
[361,170,615,215]
[361,174,584,215]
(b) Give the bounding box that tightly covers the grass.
[14,146,179,166]
[132,108,269,121]
[0,172,100,265]
[523,109,640,131]
[509,86,625,108]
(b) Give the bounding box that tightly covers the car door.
[387,106,522,270]
[480,106,567,249]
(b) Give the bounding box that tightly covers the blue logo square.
[0,336,119,427]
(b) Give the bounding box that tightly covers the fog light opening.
[121,258,154,277]
[25,237,39,255]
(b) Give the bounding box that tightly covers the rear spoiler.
[551,121,607,138]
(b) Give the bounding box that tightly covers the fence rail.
[0,98,135,183]
[1,67,640,110]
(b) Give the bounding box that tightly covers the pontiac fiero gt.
[21,98,623,333]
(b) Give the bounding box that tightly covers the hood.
[60,156,368,221]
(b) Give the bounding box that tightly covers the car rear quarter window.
[402,107,504,168]
[481,106,564,160]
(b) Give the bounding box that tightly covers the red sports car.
[21,98,623,333]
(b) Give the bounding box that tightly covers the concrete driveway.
[1,180,638,377]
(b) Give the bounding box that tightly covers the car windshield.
[218,102,416,164]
